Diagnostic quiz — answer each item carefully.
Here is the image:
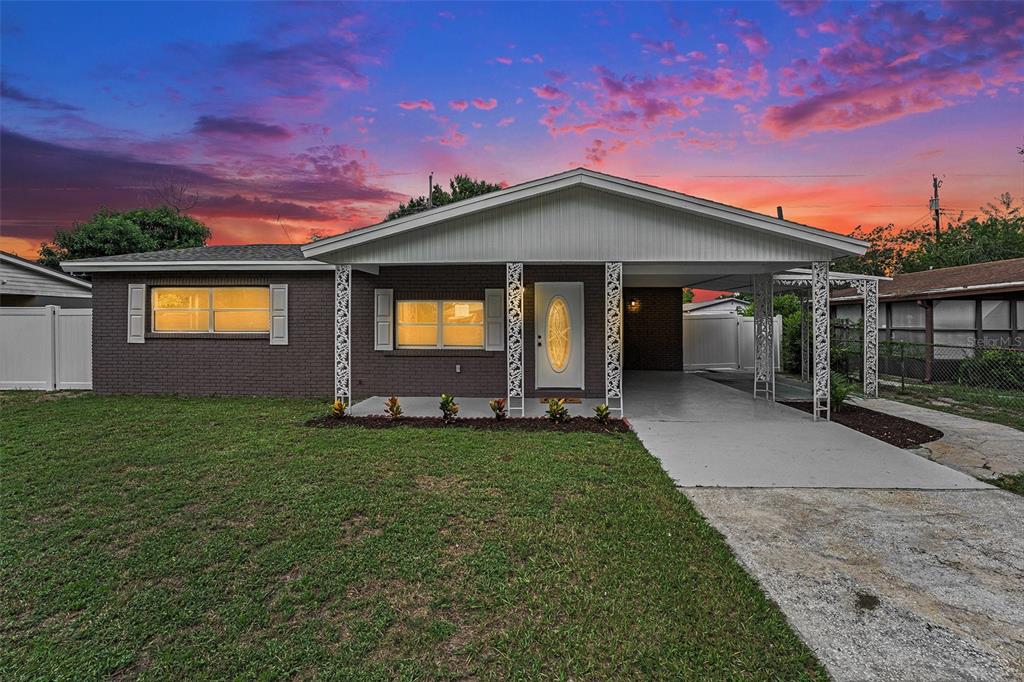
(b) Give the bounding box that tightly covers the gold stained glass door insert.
[545,296,571,372]
[534,282,584,389]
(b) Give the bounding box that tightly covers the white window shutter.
[269,284,288,345]
[127,283,146,344]
[374,289,393,350]
[485,288,504,351]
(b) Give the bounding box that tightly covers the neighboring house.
[683,297,748,315]
[831,258,1024,352]
[61,168,867,415]
[1,252,92,308]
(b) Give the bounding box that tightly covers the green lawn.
[1,392,824,680]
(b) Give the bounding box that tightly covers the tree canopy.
[834,193,1024,276]
[38,206,210,268]
[386,175,504,221]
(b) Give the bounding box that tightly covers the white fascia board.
[60,260,337,273]
[2,254,92,288]
[302,168,868,259]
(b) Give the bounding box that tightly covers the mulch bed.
[306,414,632,433]
[780,402,943,448]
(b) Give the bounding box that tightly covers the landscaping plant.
[331,399,348,418]
[384,395,402,419]
[830,371,854,411]
[593,403,611,424]
[545,397,571,423]
[488,397,507,421]
[439,393,460,422]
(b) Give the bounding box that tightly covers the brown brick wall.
[91,271,334,396]
[351,264,605,399]
[91,264,608,399]
[623,287,683,370]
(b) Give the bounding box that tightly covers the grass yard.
[1,392,824,680]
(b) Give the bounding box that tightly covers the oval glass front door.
[546,296,571,372]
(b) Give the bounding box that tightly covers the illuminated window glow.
[396,300,484,348]
[545,296,571,372]
[152,287,270,333]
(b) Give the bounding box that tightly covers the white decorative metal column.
[811,261,831,420]
[334,264,352,405]
[604,262,624,415]
[858,277,879,398]
[506,262,525,416]
[752,273,775,401]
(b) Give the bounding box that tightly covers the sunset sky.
[2,1,1022,262]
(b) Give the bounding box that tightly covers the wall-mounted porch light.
[627,298,641,313]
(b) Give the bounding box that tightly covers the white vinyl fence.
[683,312,781,371]
[0,306,92,390]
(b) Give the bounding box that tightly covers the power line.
[694,174,865,178]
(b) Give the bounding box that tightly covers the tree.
[386,174,504,220]
[38,206,210,267]
[835,194,1024,276]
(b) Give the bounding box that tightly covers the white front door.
[535,282,584,389]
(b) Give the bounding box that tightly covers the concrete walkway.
[626,371,987,488]
[855,397,1024,479]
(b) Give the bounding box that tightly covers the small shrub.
[331,399,348,418]
[488,397,507,421]
[830,372,854,412]
[384,395,402,419]
[957,349,1024,390]
[593,403,611,424]
[545,398,570,423]
[439,394,460,422]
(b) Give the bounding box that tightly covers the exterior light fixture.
[627,298,641,313]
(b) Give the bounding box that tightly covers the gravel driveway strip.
[685,488,1024,682]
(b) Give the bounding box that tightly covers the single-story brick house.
[61,169,870,419]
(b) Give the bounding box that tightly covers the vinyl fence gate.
[0,306,92,390]
[683,311,781,371]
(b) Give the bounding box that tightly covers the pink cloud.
[495,56,513,65]
[472,97,498,110]
[448,99,468,111]
[546,69,569,84]
[497,116,515,127]
[779,0,824,17]
[397,99,434,111]
[583,138,629,164]
[438,11,454,19]
[531,84,566,100]
[761,1,1024,136]
[732,17,770,56]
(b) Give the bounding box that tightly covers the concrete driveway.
[688,488,1024,681]
[623,372,1022,680]
[625,371,987,488]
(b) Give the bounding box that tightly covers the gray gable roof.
[64,244,304,263]
[60,244,335,273]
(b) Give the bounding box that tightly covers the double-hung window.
[396,300,484,348]
[151,287,271,333]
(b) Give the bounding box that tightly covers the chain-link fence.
[831,321,1024,429]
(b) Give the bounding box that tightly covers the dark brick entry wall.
[351,264,605,399]
[623,287,683,370]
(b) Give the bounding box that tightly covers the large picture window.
[396,300,484,348]
[152,287,270,333]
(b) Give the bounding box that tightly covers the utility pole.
[427,172,433,208]
[930,175,941,240]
